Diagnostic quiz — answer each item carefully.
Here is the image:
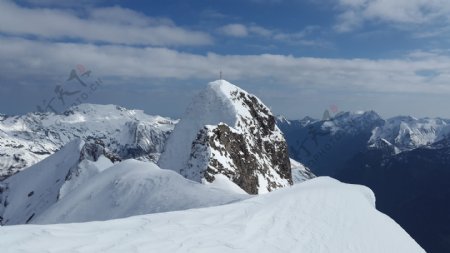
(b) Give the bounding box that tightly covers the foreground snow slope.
[0,177,424,253]
[33,160,248,224]
[0,140,84,225]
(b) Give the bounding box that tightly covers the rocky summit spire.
[158,80,292,194]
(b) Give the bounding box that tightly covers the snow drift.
[33,160,247,224]
[0,177,425,253]
[0,140,84,225]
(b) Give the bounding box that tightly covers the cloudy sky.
[1,0,450,119]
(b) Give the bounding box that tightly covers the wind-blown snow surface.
[1,139,246,225]
[0,177,424,253]
[33,160,247,224]
[0,139,84,225]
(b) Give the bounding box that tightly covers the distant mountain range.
[0,104,176,179]
[278,112,450,253]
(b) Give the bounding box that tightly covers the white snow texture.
[0,177,424,253]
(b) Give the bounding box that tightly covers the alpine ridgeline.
[0,104,175,179]
[158,80,292,194]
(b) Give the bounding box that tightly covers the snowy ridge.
[290,158,315,183]
[0,177,425,253]
[279,112,450,155]
[276,115,317,127]
[33,160,247,224]
[0,104,176,179]
[369,116,450,151]
[0,140,247,225]
[277,111,385,176]
[321,111,384,134]
[0,140,84,225]
[159,80,292,194]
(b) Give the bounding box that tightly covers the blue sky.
[1,0,450,119]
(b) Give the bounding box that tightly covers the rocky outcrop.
[159,80,292,194]
[79,139,121,163]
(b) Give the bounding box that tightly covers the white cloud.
[218,24,249,37]
[2,37,450,95]
[88,6,175,27]
[16,0,103,8]
[201,9,230,19]
[218,23,327,47]
[219,23,276,38]
[0,0,212,46]
[248,25,273,37]
[335,0,450,32]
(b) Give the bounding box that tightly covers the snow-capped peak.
[159,80,292,194]
[207,79,274,122]
[368,116,450,151]
[0,103,176,179]
[321,110,384,134]
[276,115,291,125]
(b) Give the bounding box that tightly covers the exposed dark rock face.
[161,80,292,194]
[79,139,121,163]
[65,139,121,183]
[187,122,291,194]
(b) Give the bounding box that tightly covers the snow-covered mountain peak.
[57,103,174,128]
[0,104,176,179]
[159,80,292,194]
[276,115,291,124]
[321,110,384,134]
[207,79,273,122]
[276,116,317,128]
[368,116,450,151]
[333,110,382,123]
